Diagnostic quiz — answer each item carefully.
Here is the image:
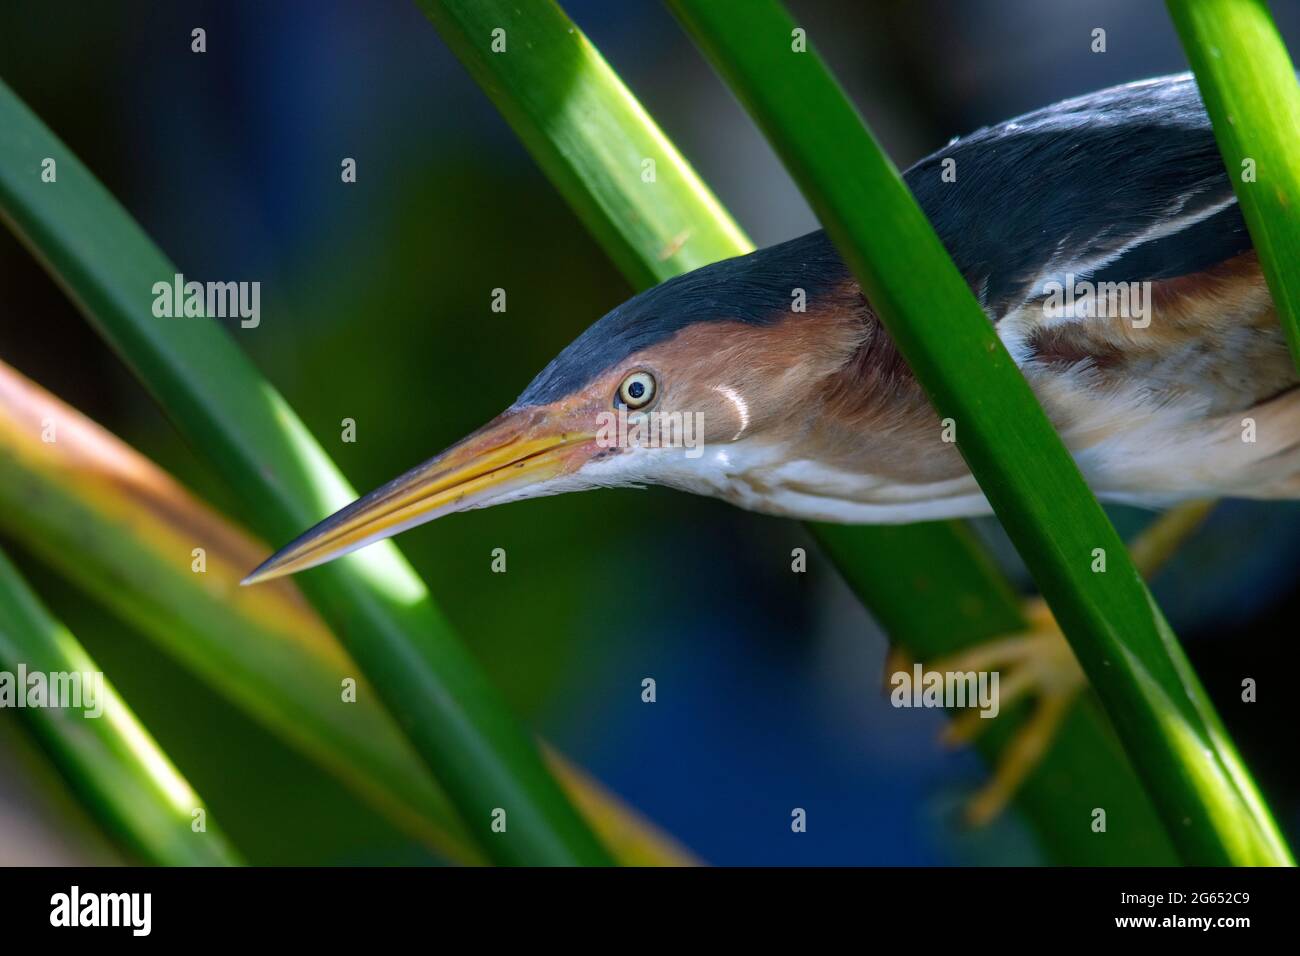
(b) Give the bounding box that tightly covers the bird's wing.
[905,73,1291,416]
[905,74,1251,317]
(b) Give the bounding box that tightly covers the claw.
[964,692,1074,826]
[881,502,1214,826]
[927,598,1086,824]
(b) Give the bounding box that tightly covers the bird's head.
[243,232,878,585]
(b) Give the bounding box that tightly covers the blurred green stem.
[415,0,749,287]
[0,546,241,865]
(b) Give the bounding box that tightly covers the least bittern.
[245,74,1293,817]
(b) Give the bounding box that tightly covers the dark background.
[1,0,1297,865]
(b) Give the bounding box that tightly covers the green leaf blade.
[417,0,750,283]
[1168,0,1300,368]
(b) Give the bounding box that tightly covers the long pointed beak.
[242,407,595,585]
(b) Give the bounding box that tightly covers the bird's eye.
[616,370,656,409]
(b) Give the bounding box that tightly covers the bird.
[243,72,1298,588]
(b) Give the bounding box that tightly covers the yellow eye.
[617,370,656,409]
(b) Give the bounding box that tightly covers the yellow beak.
[242,408,594,585]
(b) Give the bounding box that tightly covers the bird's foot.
[928,597,1086,826]
[880,503,1211,825]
